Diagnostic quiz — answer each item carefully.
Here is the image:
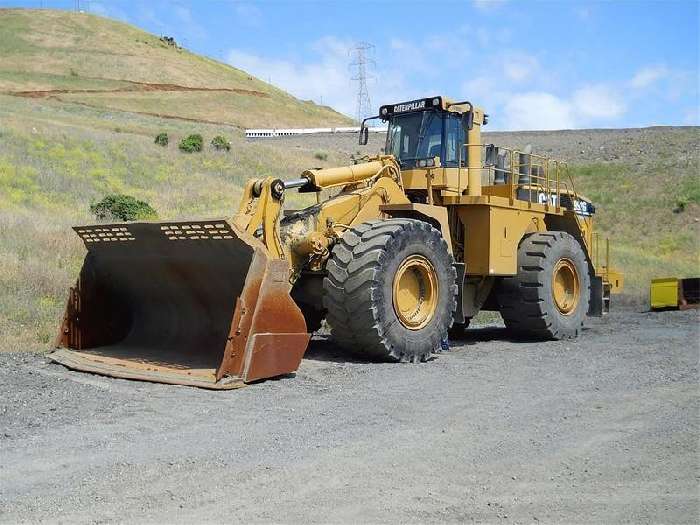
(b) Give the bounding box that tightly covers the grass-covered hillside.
[0,8,351,128]
[0,94,351,353]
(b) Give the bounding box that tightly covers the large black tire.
[323,219,457,362]
[497,231,590,340]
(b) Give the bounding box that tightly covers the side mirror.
[359,124,369,145]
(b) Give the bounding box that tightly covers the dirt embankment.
[4,79,270,99]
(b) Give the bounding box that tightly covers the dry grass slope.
[0,95,346,352]
[0,8,352,128]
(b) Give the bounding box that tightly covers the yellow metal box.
[650,278,679,310]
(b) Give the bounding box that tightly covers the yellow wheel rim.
[552,258,580,315]
[392,255,439,330]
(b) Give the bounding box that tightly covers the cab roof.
[379,96,485,123]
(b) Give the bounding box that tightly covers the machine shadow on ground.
[302,326,536,363]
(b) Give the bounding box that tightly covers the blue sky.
[4,0,699,130]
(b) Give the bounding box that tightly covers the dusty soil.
[1,308,698,524]
[6,81,269,99]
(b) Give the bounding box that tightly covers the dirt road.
[1,308,698,524]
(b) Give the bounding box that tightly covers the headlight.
[417,159,427,168]
[432,98,440,107]
[381,107,388,116]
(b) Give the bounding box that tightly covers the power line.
[349,42,375,125]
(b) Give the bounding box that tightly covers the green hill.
[0,8,350,128]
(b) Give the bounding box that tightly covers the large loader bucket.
[50,220,310,389]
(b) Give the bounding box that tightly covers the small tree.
[314,151,328,161]
[211,135,231,151]
[178,134,203,153]
[154,132,169,146]
[90,194,158,222]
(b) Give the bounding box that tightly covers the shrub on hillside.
[90,194,158,222]
[211,135,231,151]
[178,134,203,153]
[314,151,328,161]
[673,177,700,213]
[154,132,169,146]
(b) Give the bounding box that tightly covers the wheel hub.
[552,258,580,315]
[392,255,438,330]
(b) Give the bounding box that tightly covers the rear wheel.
[497,231,590,339]
[323,219,457,362]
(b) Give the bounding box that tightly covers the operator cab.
[360,96,481,169]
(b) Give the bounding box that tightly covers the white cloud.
[503,92,575,130]
[390,38,409,51]
[572,85,626,119]
[227,34,631,131]
[500,85,626,131]
[462,76,511,109]
[234,3,263,27]
[683,107,700,125]
[89,2,130,22]
[134,5,166,32]
[227,37,358,116]
[472,0,508,11]
[171,4,206,41]
[462,77,495,100]
[630,65,669,89]
[475,28,491,48]
[574,6,591,20]
[502,53,539,82]
[227,36,447,121]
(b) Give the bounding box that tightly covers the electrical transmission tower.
[349,42,375,124]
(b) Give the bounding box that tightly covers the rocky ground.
[1,308,698,524]
[256,126,699,166]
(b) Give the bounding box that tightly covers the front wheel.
[497,231,590,340]
[323,219,457,362]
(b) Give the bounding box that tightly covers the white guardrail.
[245,126,387,138]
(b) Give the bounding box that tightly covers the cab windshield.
[386,111,441,168]
[386,111,465,168]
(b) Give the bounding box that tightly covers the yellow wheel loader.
[51,96,622,389]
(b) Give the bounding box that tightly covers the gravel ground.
[1,308,698,524]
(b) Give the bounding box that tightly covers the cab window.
[444,114,465,167]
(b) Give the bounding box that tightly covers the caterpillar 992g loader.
[51,96,622,389]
